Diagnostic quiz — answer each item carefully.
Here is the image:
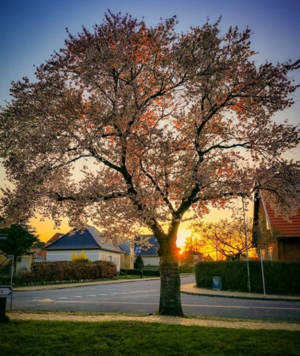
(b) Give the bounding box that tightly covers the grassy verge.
[1,320,299,356]
[115,275,142,280]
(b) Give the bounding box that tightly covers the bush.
[195,261,300,295]
[12,260,117,286]
[71,250,90,263]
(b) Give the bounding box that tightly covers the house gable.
[255,191,300,238]
[44,226,122,254]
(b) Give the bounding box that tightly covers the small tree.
[0,224,38,266]
[134,254,144,270]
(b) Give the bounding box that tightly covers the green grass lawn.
[1,320,299,356]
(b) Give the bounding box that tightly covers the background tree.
[134,254,144,270]
[0,12,299,315]
[190,218,253,260]
[183,235,206,254]
[0,224,38,266]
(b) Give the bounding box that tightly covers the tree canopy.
[0,11,299,315]
[0,224,38,262]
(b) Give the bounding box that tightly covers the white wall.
[46,249,121,271]
[143,256,160,266]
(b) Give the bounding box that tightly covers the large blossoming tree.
[0,12,299,315]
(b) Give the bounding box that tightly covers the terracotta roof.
[45,232,63,246]
[262,194,300,238]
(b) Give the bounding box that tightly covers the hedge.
[120,269,160,277]
[179,264,195,273]
[11,260,117,286]
[195,261,300,295]
[120,265,194,276]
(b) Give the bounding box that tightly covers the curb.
[13,277,161,292]
[181,285,300,302]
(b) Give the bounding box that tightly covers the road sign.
[212,276,222,290]
[0,287,12,296]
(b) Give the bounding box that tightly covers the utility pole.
[242,197,251,293]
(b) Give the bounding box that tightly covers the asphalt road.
[12,276,300,323]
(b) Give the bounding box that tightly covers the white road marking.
[38,300,300,311]
[73,296,83,298]
[37,299,54,303]
[58,297,68,299]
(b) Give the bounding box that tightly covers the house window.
[268,246,273,261]
[266,219,270,230]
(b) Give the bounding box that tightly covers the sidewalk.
[181,283,300,302]
[14,277,160,291]
[6,311,300,331]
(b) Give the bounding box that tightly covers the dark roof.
[186,250,203,255]
[134,235,159,256]
[44,226,122,253]
[119,242,131,255]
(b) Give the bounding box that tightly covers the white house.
[134,235,160,266]
[44,226,122,271]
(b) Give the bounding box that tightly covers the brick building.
[253,191,300,261]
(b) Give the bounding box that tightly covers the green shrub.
[195,261,300,295]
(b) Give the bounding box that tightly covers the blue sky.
[1,0,299,108]
[0,0,299,242]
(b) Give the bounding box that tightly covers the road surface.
[12,276,300,323]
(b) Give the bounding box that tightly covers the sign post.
[260,249,266,296]
[0,286,13,311]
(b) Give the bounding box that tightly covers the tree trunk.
[159,254,184,316]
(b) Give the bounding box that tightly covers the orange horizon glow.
[31,201,253,248]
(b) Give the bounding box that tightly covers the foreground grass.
[1,320,299,356]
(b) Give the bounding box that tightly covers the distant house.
[44,226,123,270]
[202,254,214,262]
[44,233,63,247]
[134,235,160,266]
[253,191,300,261]
[119,242,135,269]
[180,250,203,266]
